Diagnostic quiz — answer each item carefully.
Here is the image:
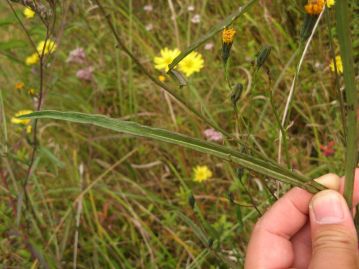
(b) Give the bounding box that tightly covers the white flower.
[145,23,153,31]
[191,14,201,24]
[143,4,153,12]
[204,42,214,50]
[187,5,195,12]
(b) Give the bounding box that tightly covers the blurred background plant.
[0,0,357,268]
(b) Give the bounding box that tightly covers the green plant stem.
[269,92,290,169]
[0,88,7,154]
[324,10,346,139]
[336,0,358,209]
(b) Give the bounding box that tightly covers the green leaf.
[168,0,258,71]
[20,110,324,192]
[0,40,28,50]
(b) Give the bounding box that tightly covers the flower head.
[67,47,86,64]
[15,82,25,90]
[23,7,35,19]
[28,88,36,96]
[37,39,56,55]
[326,0,335,8]
[26,125,32,134]
[178,51,204,77]
[143,4,153,12]
[25,53,39,65]
[320,141,335,157]
[158,75,166,82]
[203,128,223,142]
[222,28,236,64]
[191,14,201,24]
[193,165,212,183]
[76,66,94,81]
[304,0,324,15]
[330,55,343,74]
[187,5,195,12]
[11,110,33,125]
[204,42,214,50]
[154,48,181,72]
[222,28,236,44]
[145,23,154,31]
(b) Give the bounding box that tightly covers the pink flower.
[203,128,223,142]
[76,66,94,81]
[67,48,86,64]
[320,141,335,157]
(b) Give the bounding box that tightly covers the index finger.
[244,187,312,269]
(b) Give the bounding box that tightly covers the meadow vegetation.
[0,0,357,268]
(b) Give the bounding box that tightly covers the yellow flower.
[158,75,166,82]
[15,82,25,90]
[178,51,204,77]
[37,39,57,55]
[26,125,32,134]
[304,0,324,15]
[154,48,181,72]
[25,53,39,65]
[193,165,212,183]
[28,88,36,96]
[23,7,35,19]
[222,28,236,44]
[330,55,343,74]
[11,110,33,125]
[326,0,335,8]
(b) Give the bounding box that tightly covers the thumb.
[309,190,359,269]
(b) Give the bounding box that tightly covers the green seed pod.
[301,14,318,41]
[188,192,195,209]
[207,238,214,248]
[222,43,233,65]
[231,83,243,110]
[236,168,244,181]
[255,45,272,70]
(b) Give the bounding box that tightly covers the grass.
[0,0,357,268]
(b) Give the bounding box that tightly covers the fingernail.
[311,191,345,224]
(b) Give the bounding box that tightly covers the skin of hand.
[245,169,359,269]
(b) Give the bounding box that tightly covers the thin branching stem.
[93,0,265,154]
[6,0,39,55]
[278,9,325,164]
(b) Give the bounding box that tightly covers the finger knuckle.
[313,227,356,252]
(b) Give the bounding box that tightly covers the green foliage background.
[0,0,357,268]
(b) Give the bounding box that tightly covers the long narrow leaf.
[21,111,324,193]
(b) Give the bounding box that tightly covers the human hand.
[245,169,359,269]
